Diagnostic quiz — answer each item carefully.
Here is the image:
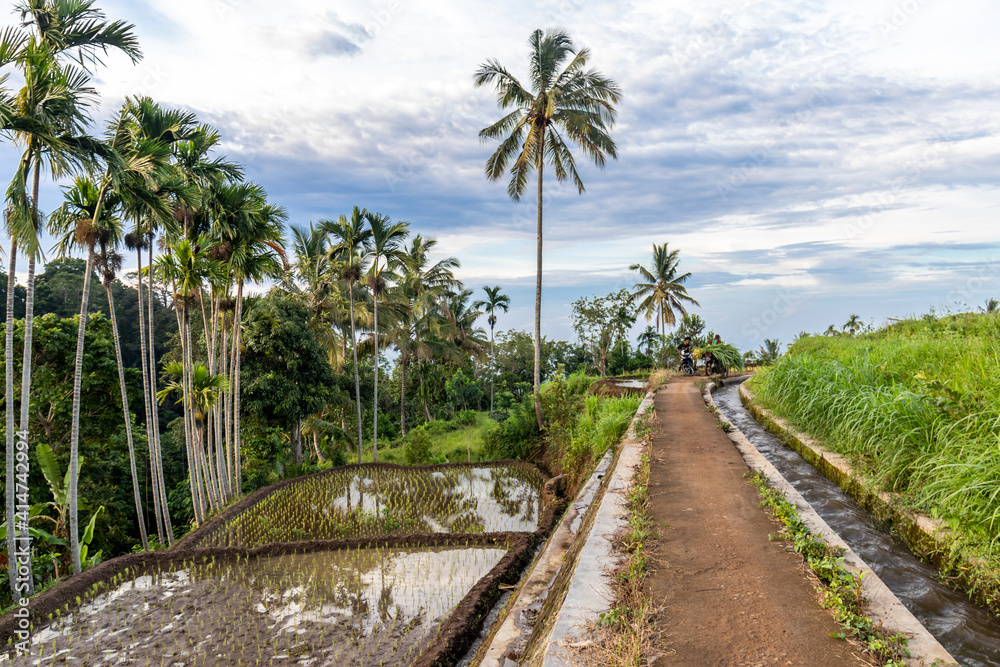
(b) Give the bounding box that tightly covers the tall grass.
[750,313,1000,550]
[563,394,642,479]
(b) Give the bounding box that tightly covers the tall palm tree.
[323,207,371,463]
[0,40,91,593]
[636,325,659,357]
[473,285,509,412]
[475,29,620,429]
[392,235,461,436]
[363,211,409,461]
[630,243,699,333]
[50,98,174,573]
[154,236,222,525]
[3,1,140,586]
[843,314,862,336]
[54,177,152,552]
[119,101,196,546]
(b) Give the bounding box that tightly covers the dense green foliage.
[750,312,1000,550]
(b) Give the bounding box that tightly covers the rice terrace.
[2,0,1000,666]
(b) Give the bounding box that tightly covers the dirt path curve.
[647,379,866,666]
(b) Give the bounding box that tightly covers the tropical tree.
[475,28,620,429]
[51,95,180,573]
[3,0,141,586]
[843,314,862,336]
[636,325,659,357]
[759,338,782,363]
[362,211,409,461]
[473,285,509,412]
[119,100,197,547]
[154,236,220,525]
[391,235,461,436]
[324,207,372,463]
[630,243,699,333]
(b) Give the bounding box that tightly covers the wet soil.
[646,379,867,666]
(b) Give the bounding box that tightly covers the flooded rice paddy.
[13,546,505,666]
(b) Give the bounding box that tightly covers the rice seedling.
[195,464,544,548]
[9,546,506,666]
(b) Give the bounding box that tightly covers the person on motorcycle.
[677,336,692,356]
[705,333,726,376]
[677,337,694,373]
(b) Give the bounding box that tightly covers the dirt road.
[647,379,866,666]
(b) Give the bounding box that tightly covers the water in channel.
[713,380,1000,667]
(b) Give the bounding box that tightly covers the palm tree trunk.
[349,281,363,463]
[148,243,173,543]
[399,352,407,438]
[15,160,43,592]
[533,129,545,430]
[5,238,19,596]
[136,245,165,543]
[233,281,245,494]
[372,288,379,463]
[68,241,96,575]
[106,283,149,550]
[312,430,326,463]
[177,302,203,525]
[489,324,495,413]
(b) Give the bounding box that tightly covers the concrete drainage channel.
[479,390,655,666]
[476,379,957,666]
[706,378,956,667]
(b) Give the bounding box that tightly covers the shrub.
[403,426,433,465]
[482,397,539,460]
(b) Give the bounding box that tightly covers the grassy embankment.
[748,313,1000,601]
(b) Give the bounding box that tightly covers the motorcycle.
[679,350,696,376]
[704,353,728,378]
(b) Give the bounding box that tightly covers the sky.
[2,0,1000,353]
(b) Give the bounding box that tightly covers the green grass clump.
[749,312,1000,551]
[748,472,908,665]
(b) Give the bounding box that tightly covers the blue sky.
[3,0,1000,353]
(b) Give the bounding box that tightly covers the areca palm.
[392,235,461,436]
[630,243,699,333]
[363,211,409,461]
[3,0,140,586]
[155,236,222,525]
[323,207,371,463]
[473,285,510,412]
[475,29,620,429]
[51,97,174,573]
[210,183,287,498]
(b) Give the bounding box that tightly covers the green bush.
[403,426,433,465]
[482,397,539,460]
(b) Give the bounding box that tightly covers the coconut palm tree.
[473,285,510,412]
[362,211,410,461]
[323,207,371,463]
[475,28,620,429]
[843,314,862,336]
[630,243,699,333]
[636,325,659,357]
